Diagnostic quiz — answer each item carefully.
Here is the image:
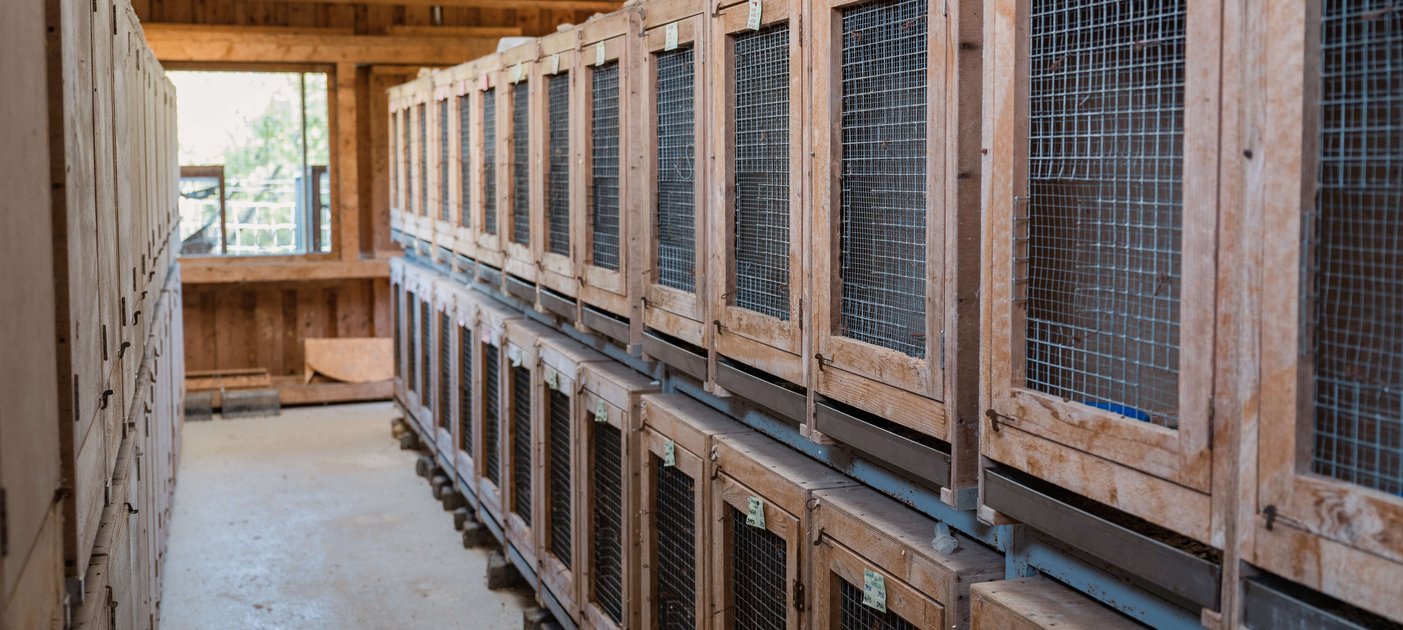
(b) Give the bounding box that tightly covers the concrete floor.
[160,402,529,629]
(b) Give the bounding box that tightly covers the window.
[172,70,332,256]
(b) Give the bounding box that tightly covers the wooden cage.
[428,68,458,271]
[399,263,432,439]
[471,295,524,527]
[577,361,658,630]
[389,83,407,239]
[430,277,461,461]
[637,394,751,630]
[576,10,643,346]
[500,41,543,287]
[448,286,485,497]
[405,73,435,242]
[445,59,486,264]
[708,431,858,628]
[807,485,1002,629]
[806,0,983,498]
[1249,0,1403,620]
[534,334,610,624]
[500,318,562,572]
[472,52,507,275]
[635,0,710,348]
[534,28,585,317]
[971,578,1141,630]
[708,0,807,387]
[981,0,1222,542]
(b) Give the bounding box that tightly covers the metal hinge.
[792,579,806,612]
[1,487,7,557]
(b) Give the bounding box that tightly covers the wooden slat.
[143,24,500,64]
[180,258,390,284]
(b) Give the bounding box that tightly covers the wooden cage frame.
[637,394,751,630]
[472,295,524,526]
[708,0,807,385]
[807,485,1002,629]
[429,69,456,270]
[400,263,434,439]
[708,431,858,629]
[980,0,1223,543]
[429,277,460,461]
[447,59,486,263]
[534,29,584,306]
[449,286,486,494]
[535,334,610,624]
[405,74,435,242]
[472,52,507,274]
[635,0,710,347]
[577,361,658,630]
[501,318,560,572]
[388,84,407,237]
[576,10,644,340]
[500,41,543,285]
[391,259,409,404]
[971,578,1142,629]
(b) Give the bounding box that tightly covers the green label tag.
[746,496,766,528]
[545,368,559,391]
[862,569,887,612]
[594,400,608,423]
[662,440,676,467]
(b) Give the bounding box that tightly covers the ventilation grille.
[513,82,531,246]
[421,302,432,407]
[732,24,792,321]
[439,312,451,428]
[1023,0,1185,428]
[548,74,572,257]
[838,579,918,630]
[484,344,501,484]
[459,94,472,226]
[440,99,451,221]
[730,507,787,630]
[839,0,928,358]
[393,283,402,378]
[591,61,622,271]
[655,47,697,293]
[592,421,624,622]
[459,326,474,454]
[548,388,572,568]
[419,102,428,216]
[1308,0,1403,496]
[407,295,417,394]
[512,365,533,525]
[484,89,498,235]
[655,457,697,630]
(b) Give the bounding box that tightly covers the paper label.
[594,399,609,423]
[508,346,522,367]
[511,63,523,83]
[862,569,887,612]
[480,73,490,91]
[550,53,561,75]
[746,496,766,528]
[664,23,679,51]
[662,440,676,467]
[747,0,763,31]
[595,42,607,66]
[546,368,559,390]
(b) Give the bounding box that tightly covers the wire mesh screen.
[391,111,400,209]
[421,301,432,406]
[484,89,498,235]
[729,507,788,629]
[655,48,698,293]
[733,24,792,321]
[484,344,502,484]
[1308,0,1403,496]
[512,365,533,524]
[591,62,622,271]
[513,82,531,246]
[460,326,474,454]
[460,94,472,227]
[838,0,928,358]
[654,457,696,630]
[419,103,429,216]
[1022,0,1185,428]
[407,295,417,394]
[440,99,451,221]
[548,74,572,257]
[838,579,919,630]
[548,388,572,568]
[592,421,624,623]
[439,313,451,428]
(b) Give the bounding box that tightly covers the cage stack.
[499,41,543,300]
[636,394,752,629]
[471,294,526,530]
[805,0,984,501]
[534,335,611,624]
[576,10,643,347]
[534,28,585,322]
[632,0,711,363]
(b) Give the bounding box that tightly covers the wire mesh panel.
[1022,0,1186,428]
[548,388,572,567]
[592,422,625,622]
[655,48,697,293]
[439,313,452,428]
[729,508,787,630]
[392,111,400,210]
[1307,0,1403,496]
[460,326,474,453]
[407,295,417,394]
[484,344,502,484]
[838,0,928,359]
[512,365,534,524]
[393,284,402,378]
[421,301,432,405]
[403,109,413,214]
[838,579,919,630]
[733,24,792,321]
[441,99,451,221]
[591,62,622,271]
[419,103,429,216]
[654,458,696,630]
[548,74,572,257]
[459,94,472,226]
[513,82,531,246]
[484,89,498,235]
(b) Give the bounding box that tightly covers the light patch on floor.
[160,402,528,629]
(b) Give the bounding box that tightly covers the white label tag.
[595,42,607,66]
[862,569,887,612]
[594,399,609,423]
[546,368,559,391]
[747,0,763,31]
[746,496,766,528]
[550,53,561,75]
[662,440,676,467]
[508,346,522,367]
[480,329,492,345]
[511,63,523,83]
[480,73,489,91]
[664,23,679,51]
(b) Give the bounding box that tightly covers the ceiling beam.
[143,24,498,65]
[224,0,620,10]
